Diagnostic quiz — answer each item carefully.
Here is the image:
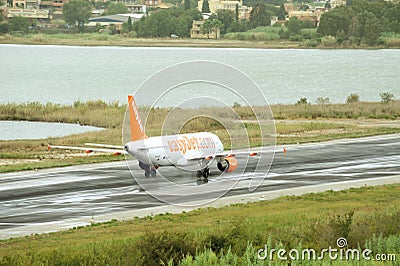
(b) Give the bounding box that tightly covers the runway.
[1,134,400,239]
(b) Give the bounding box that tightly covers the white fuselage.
[124,132,224,170]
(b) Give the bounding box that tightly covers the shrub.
[380,92,395,103]
[289,34,303,42]
[378,32,400,47]
[128,31,137,38]
[316,97,330,105]
[321,35,336,47]
[32,34,46,42]
[346,93,360,104]
[0,21,9,34]
[300,28,317,40]
[296,97,308,105]
[305,39,319,47]
[136,231,196,265]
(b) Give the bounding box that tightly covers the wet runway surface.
[1,134,399,238]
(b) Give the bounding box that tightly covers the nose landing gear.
[139,161,157,177]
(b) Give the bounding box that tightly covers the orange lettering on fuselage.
[167,136,215,154]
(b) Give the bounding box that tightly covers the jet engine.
[217,157,238,173]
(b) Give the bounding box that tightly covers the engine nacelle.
[217,157,238,173]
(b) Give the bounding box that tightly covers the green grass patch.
[0,184,399,265]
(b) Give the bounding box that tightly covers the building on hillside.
[7,8,51,19]
[190,20,220,39]
[113,0,141,5]
[283,3,296,12]
[12,0,25,8]
[270,16,286,27]
[87,13,144,28]
[38,0,68,11]
[330,0,346,8]
[157,2,174,9]
[39,0,53,9]
[145,0,162,8]
[128,4,146,13]
[112,0,148,12]
[197,0,251,20]
[288,9,325,27]
[12,0,40,9]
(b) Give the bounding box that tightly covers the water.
[0,120,103,140]
[1,45,399,106]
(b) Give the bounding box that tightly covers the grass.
[0,184,399,265]
[0,33,303,48]
[0,100,399,172]
[2,32,399,49]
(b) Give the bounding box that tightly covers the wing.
[186,149,271,161]
[47,144,127,156]
[85,143,124,149]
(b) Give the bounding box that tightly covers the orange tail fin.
[128,95,147,141]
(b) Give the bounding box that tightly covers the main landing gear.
[145,168,157,178]
[139,161,157,177]
[196,167,210,185]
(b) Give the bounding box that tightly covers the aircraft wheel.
[203,177,208,184]
[202,168,210,178]
[196,170,202,178]
[151,169,157,177]
[144,171,150,177]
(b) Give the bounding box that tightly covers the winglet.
[128,95,147,141]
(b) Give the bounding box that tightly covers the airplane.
[48,95,263,184]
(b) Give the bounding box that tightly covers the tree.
[296,97,308,105]
[277,3,286,21]
[317,6,353,38]
[249,3,271,28]
[355,11,383,45]
[9,16,30,32]
[287,17,304,36]
[229,19,248,32]
[104,2,128,15]
[201,19,213,38]
[346,93,360,104]
[299,5,309,11]
[201,19,221,38]
[316,97,330,105]
[211,19,222,38]
[123,16,133,32]
[380,92,394,103]
[325,1,331,9]
[63,0,91,31]
[0,0,4,22]
[215,9,235,35]
[202,0,210,13]
[127,16,132,31]
[0,22,8,33]
[184,0,190,10]
[235,4,239,21]
[175,15,192,37]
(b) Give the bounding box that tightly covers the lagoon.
[0,120,103,140]
[0,45,399,106]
